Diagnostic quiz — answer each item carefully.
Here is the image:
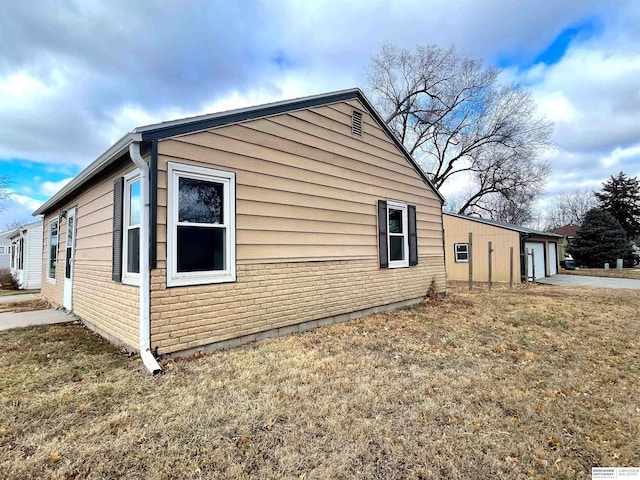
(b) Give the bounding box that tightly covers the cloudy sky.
[1,0,639,227]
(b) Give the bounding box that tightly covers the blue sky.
[1,0,639,228]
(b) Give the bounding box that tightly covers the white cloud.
[41,177,73,196]
[10,192,43,212]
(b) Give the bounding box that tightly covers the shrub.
[0,269,18,290]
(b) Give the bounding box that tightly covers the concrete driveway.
[537,274,640,289]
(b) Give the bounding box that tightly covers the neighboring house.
[34,88,447,373]
[443,213,562,283]
[549,224,579,260]
[5,220,43,289]
[0,231,11,270]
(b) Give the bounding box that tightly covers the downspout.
[130,138,162,375]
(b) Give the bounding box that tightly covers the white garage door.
[525,242,546,281]
[548,242,558,276]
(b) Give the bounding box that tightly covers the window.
[122,171,141,285]
[454,243,469,263]
[48,220,58,281]
[387,202,409,268]
[0,246,5,255]
[167,162,236,286]
[377,200,417,269]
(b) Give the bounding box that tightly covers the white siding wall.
[25,222,43,289]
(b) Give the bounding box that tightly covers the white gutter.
[129,138,162,375]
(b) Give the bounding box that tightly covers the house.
[5,220,43,290]
[33,88,447,373]
[443,213,561,283]
[0,231,11,270]
[549,224,579,260]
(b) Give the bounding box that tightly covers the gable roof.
[444,212,562,238]
[34,88,444,216]
[549,224,579,237]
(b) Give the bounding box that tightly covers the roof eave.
[443,212,562,237]
[33,134,135,216]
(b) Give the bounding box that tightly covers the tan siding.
[151,257,446,354]
[167,125,439,207]
[443,215,521,283]
[156,100,443,265]
[40,160,140,348]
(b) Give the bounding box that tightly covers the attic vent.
[352,110,363,136]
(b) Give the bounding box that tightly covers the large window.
[387,201,409,268]
[122,171,141,285]
[454,243,469,263]
[48,220,58,281]
[167,162,236,286]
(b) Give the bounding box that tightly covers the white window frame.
[47,219,59,283]
[0,246,5,255]
[454,243,469,263]
[167,162,236,287]
[122,170,141,286]
[387,200,409,269]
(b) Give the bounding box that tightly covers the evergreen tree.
[569,208,634,268]
[595,171,640,240]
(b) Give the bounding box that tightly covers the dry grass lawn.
[0,298,51,313]
[1,284,638,479]
[561,267,640,280]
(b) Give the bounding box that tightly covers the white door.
[548,242,558,276]
[525,242,546,281]
[63,208,76,311]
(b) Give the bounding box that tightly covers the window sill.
[388,262,409,269]
[46,277,56,285]
[122,274,140,287]
[167,271,236,287]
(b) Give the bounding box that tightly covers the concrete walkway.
[537,274,640,289]
[0,308,77,331]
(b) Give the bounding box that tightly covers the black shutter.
[377,200,388,268]
[408,204,418,266]
[112,177,124,282]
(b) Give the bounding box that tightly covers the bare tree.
[544,190,597,230]
[468,192,535,226]
[367,43,553,215]
[3,220,22,231]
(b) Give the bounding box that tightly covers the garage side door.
[525,242,546,281]
[548,242,558,276]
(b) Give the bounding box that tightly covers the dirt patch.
[0,289,40,297]
[0,285,638,479]
[0,299,51,313]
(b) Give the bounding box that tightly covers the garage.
[525,242,546,281]
[548,242,558,276]
[443,213,564,283]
